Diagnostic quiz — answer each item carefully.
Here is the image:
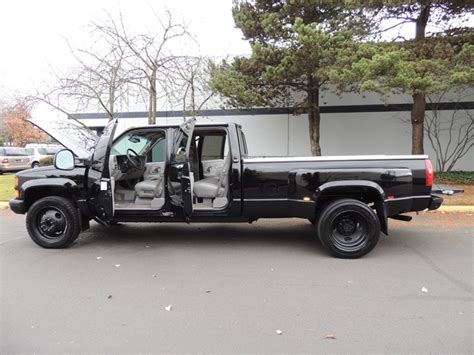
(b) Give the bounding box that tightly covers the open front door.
[91,119,118,221]
[168,118,195,221]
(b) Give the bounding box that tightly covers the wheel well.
[23,187,76,211]
[316,186,387,234]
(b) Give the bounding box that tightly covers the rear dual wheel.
[316,199,380,258]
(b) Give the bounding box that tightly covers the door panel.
[92,119,118,221]
[167,119,195,219]
[181,163,193,218]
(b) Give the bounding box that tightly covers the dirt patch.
[437,185,474,206]
[390,210,473,231]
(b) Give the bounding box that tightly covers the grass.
[0,173,16,201]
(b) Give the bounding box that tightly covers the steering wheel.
[126,148,144,170]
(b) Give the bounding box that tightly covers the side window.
[150,139,166,162]
[201,135,225,161]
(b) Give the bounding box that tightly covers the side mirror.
[54,149,75,170]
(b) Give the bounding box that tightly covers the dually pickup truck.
[10,117,443,258]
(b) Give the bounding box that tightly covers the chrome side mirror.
[54,149,75,170]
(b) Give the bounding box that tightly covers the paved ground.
[1,209,472,353]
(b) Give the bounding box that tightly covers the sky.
[0,0,251,99]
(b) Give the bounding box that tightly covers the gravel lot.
[1,209,473,353]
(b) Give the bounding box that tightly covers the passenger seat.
[194,154,231,199]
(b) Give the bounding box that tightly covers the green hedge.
[436,171,474,185]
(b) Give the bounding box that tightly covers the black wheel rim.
[329,210,369,252]
[36,207,68,239]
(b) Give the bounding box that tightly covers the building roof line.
[71,101,474,120]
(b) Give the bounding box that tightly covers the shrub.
[39,156,54,167]
[436,171,474,185]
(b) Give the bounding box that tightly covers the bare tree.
[425,91,474,172]
[167,56,215,120]
[46,26,133,121]
[96,10,190,124]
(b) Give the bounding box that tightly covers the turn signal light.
[14,176,20,198]
[425,159,434,187]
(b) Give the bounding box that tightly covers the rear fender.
[315,180,388,235]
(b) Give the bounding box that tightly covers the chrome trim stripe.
[384,195,431,202]
[243,198,314,203]
[244,155,429,163]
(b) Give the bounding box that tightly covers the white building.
[73,89,474,171]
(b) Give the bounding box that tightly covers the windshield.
[111,130,166,156]
[28,117,98,159]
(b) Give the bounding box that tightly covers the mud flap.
[375,200,388,235]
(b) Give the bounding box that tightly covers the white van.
[25,144,63,168]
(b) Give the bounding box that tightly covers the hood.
[28,117,98,159]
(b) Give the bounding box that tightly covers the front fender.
[20,178,79,199]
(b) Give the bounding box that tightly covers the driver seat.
[134,164,164,209]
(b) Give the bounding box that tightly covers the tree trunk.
[410,4,430,154]
[148,68,157,125]
[411,94,426,154]
[108,80,115,122]
[307,82,321,156]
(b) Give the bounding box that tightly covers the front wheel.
[316,199,380,258]
[31,161,40,168]
[26,196,80,248]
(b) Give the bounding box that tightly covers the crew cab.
[9,117,443,258]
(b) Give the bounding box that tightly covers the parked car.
[0,147,32,174]
[25,144,63,168]
[10,117,442,258]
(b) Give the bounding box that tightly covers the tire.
[26,196,80,248]
[31,161,40,168]
[316,198,380,258]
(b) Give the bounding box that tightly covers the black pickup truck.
[10,117,442,258]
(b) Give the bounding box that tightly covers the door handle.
[233,157,239,163]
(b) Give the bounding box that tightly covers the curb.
[1,201,473,212]
[437,205,474,213]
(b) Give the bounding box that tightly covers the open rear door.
[91,119,118,221]
[168,118,195,221]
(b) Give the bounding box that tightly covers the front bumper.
[9,199,25,214]
[428,194,443,210]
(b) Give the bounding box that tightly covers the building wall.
[79,109,473,171]
[76,88,474,171]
